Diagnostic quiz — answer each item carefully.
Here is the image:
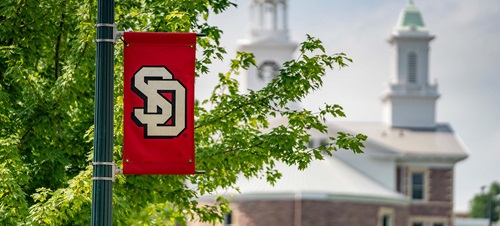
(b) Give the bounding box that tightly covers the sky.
[195,0,500,212]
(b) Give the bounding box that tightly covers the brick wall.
[235,200,295,226]
[211,200,409,226]
[409,203,452,216]
[429,169,453,202]
[191,197,452,226]
[401,167,454,226]
[397,166,454,203]
[300,200,408,226]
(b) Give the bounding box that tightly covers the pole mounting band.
[90,162,123,182]
[92,177,114,181]
[94,39,115,43]
[94,23,122,44]
[91,162,114,166]
[95,23,116,28]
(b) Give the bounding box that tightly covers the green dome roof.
[396,1,426,31]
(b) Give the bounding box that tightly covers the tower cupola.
[381,1,440,129]
[249,0,289,41]
[238,0,297,93]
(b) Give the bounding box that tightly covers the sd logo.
[131,66,186,138]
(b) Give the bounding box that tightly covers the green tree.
[0,0,365,225]
[470,182,500,223]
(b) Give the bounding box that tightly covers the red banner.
[123,32,196,175]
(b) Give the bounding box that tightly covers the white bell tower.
[381,0,440,129]
[238,0,297,92]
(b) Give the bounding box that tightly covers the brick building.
[192,1,468,226]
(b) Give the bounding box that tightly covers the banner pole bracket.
[115,30,124,43]
[93,23,124,44]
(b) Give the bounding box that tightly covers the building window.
[411,172,425,200]
[223,212,232,226]
[408,52,417,83]
[381,215,391,226]
[410,218,447,226]
[378,207,394,226]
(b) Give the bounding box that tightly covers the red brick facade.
[429,169,453,203]
[299,201,408,226]
[203,200,410,226]
[235,200,295,226]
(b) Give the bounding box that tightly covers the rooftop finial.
[409,0,415,5]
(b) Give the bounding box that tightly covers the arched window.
[408,52,417,83]
[263,2,276,30]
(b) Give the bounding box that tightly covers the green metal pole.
[92,0,114,225]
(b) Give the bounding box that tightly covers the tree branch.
[54,0,67,80]
[195,92,274,130]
